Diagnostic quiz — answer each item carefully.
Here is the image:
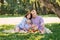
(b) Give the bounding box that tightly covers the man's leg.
[38,27,45,34]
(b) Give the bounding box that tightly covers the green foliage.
[0,23,60,40]
[56,0,60,6]
[0,14,57,18]
[0,25,14,31]
[0,0,60,15]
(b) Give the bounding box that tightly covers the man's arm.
[39,17,45,27]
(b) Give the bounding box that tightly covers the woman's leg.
[14,26,20,32]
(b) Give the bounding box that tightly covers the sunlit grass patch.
[0,23,60,40]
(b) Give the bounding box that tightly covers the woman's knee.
[14,27,20,32]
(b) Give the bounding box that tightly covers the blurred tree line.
[0,0,60,16]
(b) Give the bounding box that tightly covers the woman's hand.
[31,24,38,31]
[23,28,26,31]
[31,24,36,28]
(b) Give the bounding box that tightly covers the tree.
[39,0,60,18]
[0,0,4,15]
[0,0,60,17]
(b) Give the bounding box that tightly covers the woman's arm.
[17,18,27,29]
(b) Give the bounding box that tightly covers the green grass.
[0,14,24,18]
[0,23,60,40]
[0,14,57,18]
[39,14,57,17]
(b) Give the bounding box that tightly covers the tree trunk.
[39,0,60,18]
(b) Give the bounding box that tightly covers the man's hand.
[40,23,45,27]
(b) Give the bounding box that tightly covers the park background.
[0,0,60,40]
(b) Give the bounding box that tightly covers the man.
[31,10,45,34]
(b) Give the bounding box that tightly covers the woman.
[14,11,32,32]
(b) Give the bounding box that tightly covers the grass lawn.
[0,14,57,18]
[0,23,60,40]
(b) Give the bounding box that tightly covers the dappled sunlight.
[44,17,60,24]
[0,23,60,40]
[0,0,60,40]
[0,17,60,25]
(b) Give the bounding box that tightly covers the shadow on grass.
[0,23,60,40]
